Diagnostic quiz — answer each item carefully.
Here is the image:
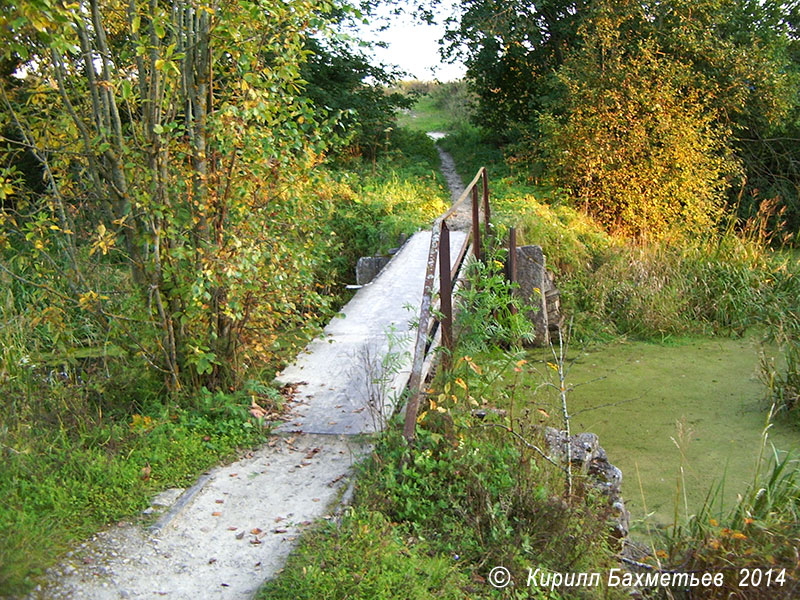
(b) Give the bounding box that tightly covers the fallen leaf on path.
[250,538,262,545]
[227,526,237,531]
[208,558,217,565]
[212,512,222,517]
[250,528,262,535]
[304,448,320,459]
[215,499,224,504]
[273,528,288,534]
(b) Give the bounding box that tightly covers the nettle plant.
[1,0,343,392]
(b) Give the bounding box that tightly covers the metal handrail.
[402,167,491,441]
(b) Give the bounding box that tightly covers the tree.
[442,0,589,135]
[0,0,342,391]
[443,0,800,238]
[301,36,414,159]
[541,10,733,238]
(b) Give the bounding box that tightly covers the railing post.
[472,186,481,262]
[482,168,490,247]
[507,226,517,315]
[439,221,453,369]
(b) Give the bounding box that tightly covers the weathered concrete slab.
[355,256,391,285]
[275,229,467,435]
[29,228,468,600]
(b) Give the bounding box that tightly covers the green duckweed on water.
[528,334,800,529]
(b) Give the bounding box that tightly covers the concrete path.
[28,228,466,600]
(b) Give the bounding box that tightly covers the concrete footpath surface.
[27,228,466,600]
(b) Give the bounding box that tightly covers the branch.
[475,422,566,472]
[0,260,76,305]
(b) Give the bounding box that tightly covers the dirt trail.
[427,132,472,231]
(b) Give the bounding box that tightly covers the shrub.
[540,36,734,239]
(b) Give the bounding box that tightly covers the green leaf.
[120,80,132,100]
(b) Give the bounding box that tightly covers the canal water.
[542,334,799,529]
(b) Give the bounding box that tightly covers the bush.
[539,36,733,239]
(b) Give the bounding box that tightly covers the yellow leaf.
[454,377,467,390]
[416,411,428,424]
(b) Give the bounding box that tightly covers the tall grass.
[660,411,800,599]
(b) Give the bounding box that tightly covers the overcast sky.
[355,1,467,82]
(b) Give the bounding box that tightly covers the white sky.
[355,1,466,82]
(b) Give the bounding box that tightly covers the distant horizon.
[355,0,467,82]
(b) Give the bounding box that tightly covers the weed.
[455,243,535,352]
[352,325,412,430]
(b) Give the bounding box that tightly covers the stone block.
[355,256,390,285]
[514,245,549,346]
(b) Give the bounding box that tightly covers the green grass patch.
[396,82,474,135]
[396,95,456,133]
[258,509,470,600]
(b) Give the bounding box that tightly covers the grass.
[396,95,456,133]
[258,509,471,600]
[396,81,474,134]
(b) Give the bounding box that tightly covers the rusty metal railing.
[402,167,491,441]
